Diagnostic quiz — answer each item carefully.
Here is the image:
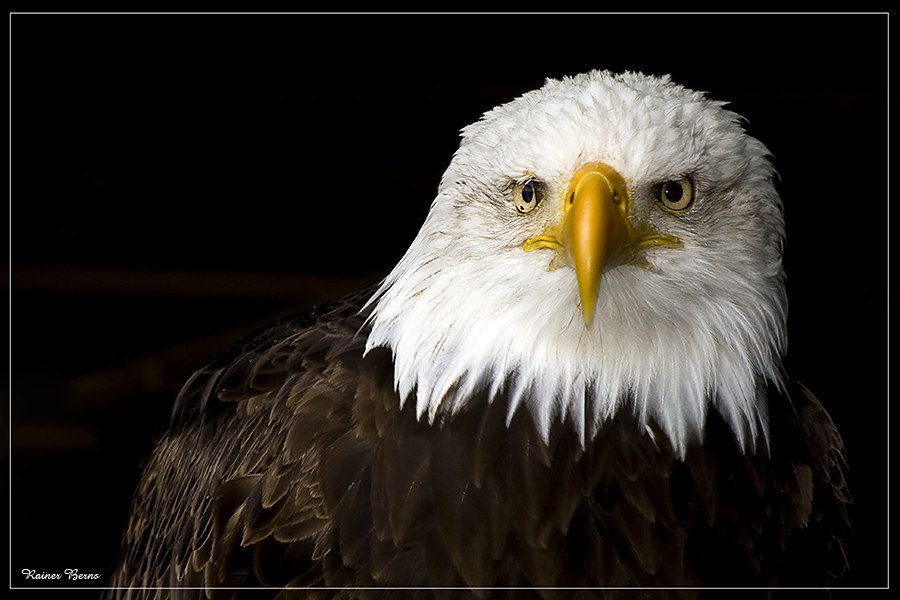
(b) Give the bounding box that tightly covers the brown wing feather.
[105,288,850,598]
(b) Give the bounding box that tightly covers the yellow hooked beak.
[523,163,682,326]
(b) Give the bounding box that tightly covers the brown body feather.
[105,288,850,598]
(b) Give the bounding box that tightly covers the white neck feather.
[364,216,787,459]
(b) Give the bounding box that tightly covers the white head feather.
[364,70,787,458]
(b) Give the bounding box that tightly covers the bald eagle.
[106,71,850,597]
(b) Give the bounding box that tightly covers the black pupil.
[664,181,683,203]
[522,184,534,205]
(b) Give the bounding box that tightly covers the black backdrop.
[9,12,888,595]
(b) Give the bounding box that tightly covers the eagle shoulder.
[108,286,388,594]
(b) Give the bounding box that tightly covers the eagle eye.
[657,177,694,213]
[513,180,544,215]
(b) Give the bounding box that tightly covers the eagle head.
[365,71,787,458]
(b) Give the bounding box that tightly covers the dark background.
[9,13,888,595]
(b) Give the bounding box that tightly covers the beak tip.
[581,302,596,328]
